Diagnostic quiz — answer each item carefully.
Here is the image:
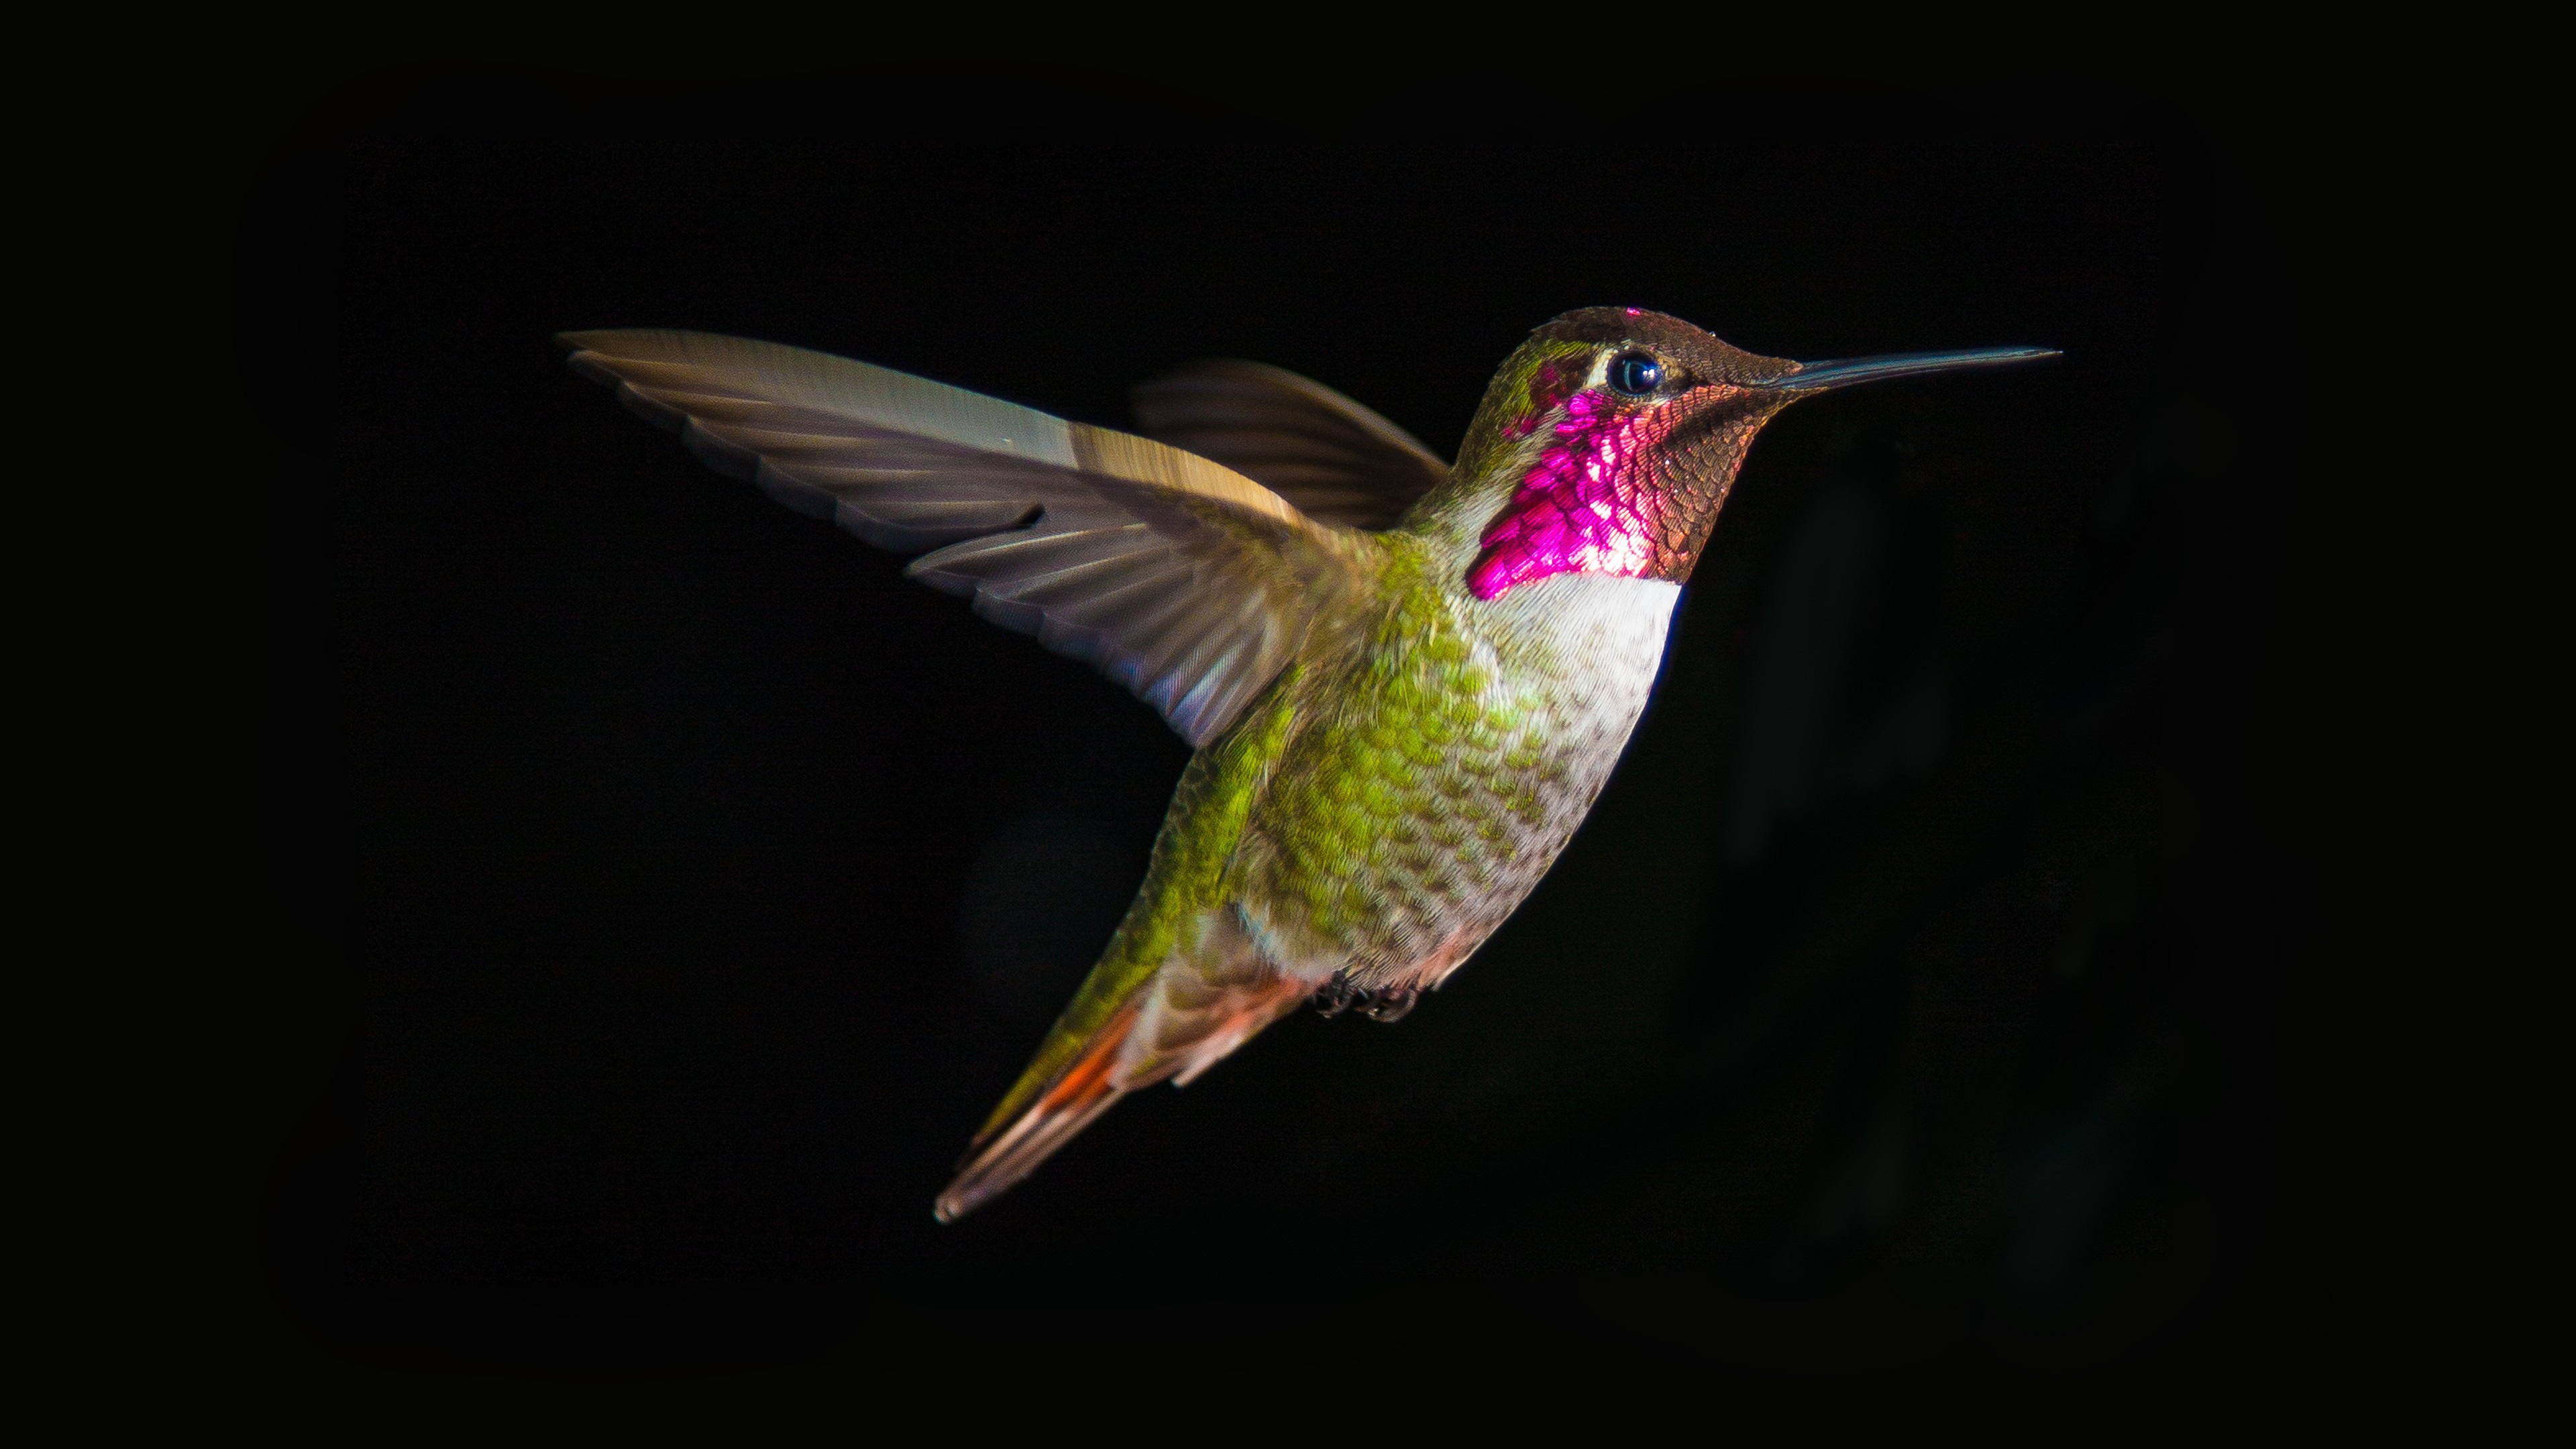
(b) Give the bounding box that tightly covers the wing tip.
[556,327,689,355]
[564,348,618,386]
[556,329,643,367]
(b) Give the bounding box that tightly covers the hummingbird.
[560,308,2053,1220]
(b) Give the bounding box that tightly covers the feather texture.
[1130,360,1450,531]
[561,330,1383,747]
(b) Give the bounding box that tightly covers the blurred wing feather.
[563,329,1377,747]
[1130,359,1450,531]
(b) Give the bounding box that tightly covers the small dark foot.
[1316,977,1421,1023]
[1312,978,1355,1018]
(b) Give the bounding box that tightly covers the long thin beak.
[1755,345,2060,392]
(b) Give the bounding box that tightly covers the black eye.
[1607,351,1665,396]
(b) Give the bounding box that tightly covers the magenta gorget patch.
[1467,387,1681,600]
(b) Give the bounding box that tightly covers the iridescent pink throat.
[1468,386,1678,600]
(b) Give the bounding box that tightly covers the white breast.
[1387,574,1679,990]
[1481,573,1682,739]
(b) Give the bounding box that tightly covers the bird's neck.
[1395,345,1599,596]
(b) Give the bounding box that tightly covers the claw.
[1364,987,1418,1023]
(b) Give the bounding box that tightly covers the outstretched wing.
[1130,360,1450,531]
[561,330,1381,747]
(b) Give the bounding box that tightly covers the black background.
[249,87,2302,1375]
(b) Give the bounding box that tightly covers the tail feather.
[936,1003,1141,1224]
[934,907,1325,1222]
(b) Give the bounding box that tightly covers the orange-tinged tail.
[934,1003,1142,1224]
[934,906,1320,1222]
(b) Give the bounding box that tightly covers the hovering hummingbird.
[561,308,2053,1220]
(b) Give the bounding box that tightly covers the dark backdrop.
[250,89,2298,1374]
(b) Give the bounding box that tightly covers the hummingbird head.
[1434,307,2053,600]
